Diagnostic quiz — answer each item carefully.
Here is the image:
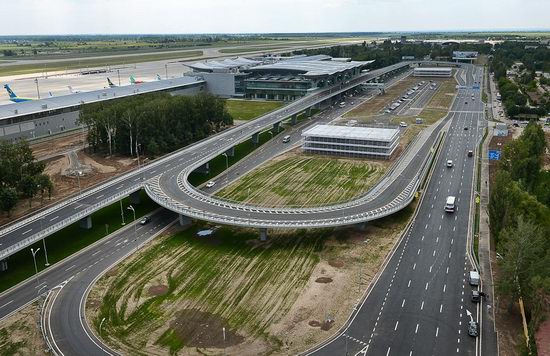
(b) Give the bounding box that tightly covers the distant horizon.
[1,29,550,38]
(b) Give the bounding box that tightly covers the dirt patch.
[320,319,335,331]
[78,151,116,173]
[148,285,168,297]
[328,259,344,268]
[0,301,46,355]
[170,309,244,348]
[31,131,86,161]
[308,320,321,328]
[315,277,333,284]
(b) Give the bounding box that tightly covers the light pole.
[31,248,41,287]
[76,170,82,195]
[39,217,50,266]
[222,153,228,170]
[222,327,226,356]
[127,205,137,248]
[120,200,126,226]
[34,78,40,99]
[165,63,168,79]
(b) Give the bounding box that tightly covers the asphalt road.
[0,61,413,261]
[308,65,497,356]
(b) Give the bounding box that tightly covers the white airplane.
[68,85,84,94]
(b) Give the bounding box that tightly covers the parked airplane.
[68,85,84,94]
[107,78,117,88]
[3,84,33,102]
[129,75,144,85]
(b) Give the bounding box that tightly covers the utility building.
[301,124,400,159]
[413,67,452,77]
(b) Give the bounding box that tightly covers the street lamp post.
[30,248,41,287]
[120,200,126,226]
[165,63,168,79]
[34,78,40,99]
[127,205,137,248]
[76,170,82,195]
[222,327,226,356]
[222,153,228,170]
[39,217,50,266]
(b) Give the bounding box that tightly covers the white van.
[339,102,346,108]
[282,135,291,143]
[444,196,456,213]
[469,271,480,286]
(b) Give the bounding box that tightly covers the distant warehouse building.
[302,124,400,160]
[413,67,452,77]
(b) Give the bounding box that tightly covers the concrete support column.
[129,190,141,204]
[272,122,280,133]
[196,162,210,174]
[291,114,297,125]
[306,107,312,117]
[251,132,260,145]
[0,260,8,272]
[79,215,93,230]
[259,228,268,242]
[179,214,192,226]
[224,146,235,157]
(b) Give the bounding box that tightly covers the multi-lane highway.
[307,66,497,356]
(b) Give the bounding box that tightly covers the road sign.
[488,150,501,160]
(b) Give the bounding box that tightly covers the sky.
[3,0,550,35]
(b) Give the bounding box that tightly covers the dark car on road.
[140,216,151,225]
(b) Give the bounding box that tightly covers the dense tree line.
[79,92,233,157]
[0,140,53,215]
[295,42,492,70]
[489,123,550,345]
[490,41,550,118]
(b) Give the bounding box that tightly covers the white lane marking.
[421,301,424,310]
[74,204,82,209]
[439,225,442,231]
[443,284,447,292]
[0,300,13,309]
[402,299,406,308]
[96,194,104,199]
[413,263,416,270]
[415,323,419,334]
[425,282,429,290]
[65,264,76,271]
[433,250,436,257]
[386,347,391,356]
[92,250,101,257]
[436,327,439,337]
[394,321,399,331]
[22,229,32,235]
[408,280,411,288]
[440,304,443,313]
[50,215,59,222]
[436,237,439,243]
[421,235,424,241]
[429,265,433,273]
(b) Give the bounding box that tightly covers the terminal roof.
[248,59,374,77]
[0,76,203,121]
[302,124,399,142]
[186,57,261,71]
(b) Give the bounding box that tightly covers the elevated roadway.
[0,60,417,262]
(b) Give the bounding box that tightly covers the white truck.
[444,196,456,213]
[469,271,480,286]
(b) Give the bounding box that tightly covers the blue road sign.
[488,150,501,160]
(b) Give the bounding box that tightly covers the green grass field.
[0,50,203,77]
[92,226,326,354]
[0,190,157,293]
[225,99,284,121]
[217,155,388,207]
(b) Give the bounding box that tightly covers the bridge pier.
[179,214,192,226]
[259,228,268,242]
[224,146,235,157]
[306,107,312,117]
[251,132,260,145]
[196,162,210,174]
[0,259,7,271]
[272,122,281,133]
[129,190,141,204]
[79,215,93,230]
[291,114,297,125]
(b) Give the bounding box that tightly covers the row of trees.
[489,123,550,345]
[79,92,233,157]
[0,140,53,216]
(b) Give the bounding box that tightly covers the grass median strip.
[225,99,284,121]
[0,190,158,293]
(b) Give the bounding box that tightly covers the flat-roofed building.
[301,124,400,159]
[413,67,452,77]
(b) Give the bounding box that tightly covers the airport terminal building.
[187,55,374,101]
[413,67,452,77]
[301,124,400,159]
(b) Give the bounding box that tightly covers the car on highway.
[468,150,473,157]
[206,181,216,188]
[444,196,456,213]
[471,290,481,303]
[139,216,151,225]
[282,135,291,143]
[468,320,479,337]
[469,270,480,286]
[446,160,453,168]
[399,122,408,127]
